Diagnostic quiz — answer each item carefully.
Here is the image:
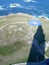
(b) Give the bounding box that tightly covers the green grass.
[0,42,31,65]
[0,41,25,56]
[0,14,49,65]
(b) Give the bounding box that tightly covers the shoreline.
[0,13,49,21]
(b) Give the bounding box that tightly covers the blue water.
[0,0,49,18]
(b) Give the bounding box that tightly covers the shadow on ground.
[27,25,45,64]
[9,25,49,65]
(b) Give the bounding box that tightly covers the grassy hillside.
[0,13,49,65]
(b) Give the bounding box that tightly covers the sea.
[0,0,49,19]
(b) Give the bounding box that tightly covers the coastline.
[0,13,49,21]
[0,12,49,65]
